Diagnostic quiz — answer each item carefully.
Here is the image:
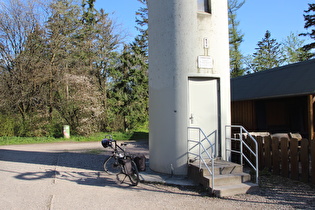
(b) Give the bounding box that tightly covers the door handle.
[189,114,194,124]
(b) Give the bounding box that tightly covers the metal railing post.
[240,127,243,166]
[224,125,259,184]
[199,129,201,169]
[188,127,216,191]
[256,143,259,184]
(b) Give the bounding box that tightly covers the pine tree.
[249,30,285,73]
[228,0,245,78]
[0,0,121,136]
[46,0,119,135]
[109,44,148,131]
[45,0,82,124]
[108,0,149,131]
[90,9,120,132]
[282,32,313,64]
[300,3,315,57]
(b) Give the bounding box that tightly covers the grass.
[0,130,149,146]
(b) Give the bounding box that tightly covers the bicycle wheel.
[128,160,139,186]
[104,156,121,175]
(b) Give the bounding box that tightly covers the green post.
[63,125,70,139]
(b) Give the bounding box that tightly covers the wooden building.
[231,59,315,140]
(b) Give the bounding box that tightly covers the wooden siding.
[231,96,312,138]
[231,100,255,131]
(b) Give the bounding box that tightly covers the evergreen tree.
[108,0,148,131]
[90,9,120,132]
[300,3,315,56]
[134,0,148,59]
[46,0,119,135]
[0,0,122,136]
[228,0,245,78]
[109,44,148,131]
[248,30,285,73]
[45,0,82,129]
[282,32,313,64]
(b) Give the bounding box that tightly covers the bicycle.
[101,135,139,186]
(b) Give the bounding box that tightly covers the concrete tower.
[148,0,230,175]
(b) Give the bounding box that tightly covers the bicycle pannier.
[120,158,133,175]
[134,155,146,172]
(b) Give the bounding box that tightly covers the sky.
[94,0,143,42]
[237,0,312,55]
[95,0,313,55]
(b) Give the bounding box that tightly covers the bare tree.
[0,0,49,135]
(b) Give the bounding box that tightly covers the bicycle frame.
[102,136,139,186]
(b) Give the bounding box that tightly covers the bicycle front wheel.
[104,156,121,175]
[128,160,139,186]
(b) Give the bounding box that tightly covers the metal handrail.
[225,125,259,184]
[188,127,216,191]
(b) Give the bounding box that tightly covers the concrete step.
[190,159,243,176]
[204,172,251,187]
[213,160,243,175]
[188,160,259,197]
[213,182,259,197]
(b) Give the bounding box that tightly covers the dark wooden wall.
[231,95,312,138]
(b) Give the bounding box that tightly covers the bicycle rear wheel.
[104,156,121,175]
[128,160,139,186]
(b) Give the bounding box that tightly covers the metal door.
[188,78,219,160]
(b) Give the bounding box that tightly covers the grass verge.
[0,131,149,146]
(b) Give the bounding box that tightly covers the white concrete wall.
[201,0,231,160]
[148,0,230,175]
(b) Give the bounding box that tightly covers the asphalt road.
[0,141,203,210]
[1,141,312,210]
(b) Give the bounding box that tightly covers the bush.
[0,114,15,136]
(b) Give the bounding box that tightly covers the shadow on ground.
[0,148,131,187]
[128,132,149,141]
[0,147,207,197]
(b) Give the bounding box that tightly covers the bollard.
[63,125,70,139]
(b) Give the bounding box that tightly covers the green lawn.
[0,131,149,145]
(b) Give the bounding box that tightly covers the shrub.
[0,114,15,136]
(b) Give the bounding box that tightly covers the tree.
[228,0,245,78]
[45,0,121,135]
[0,0,144,136]
[135,0,148,43]
[300,3,315,56]
[247,30,285,73]
[45,0,83,134]
[282,32,313,64]
[109,44,148,132]
[86,8,120,132]
[134,0,148,60]
[107,0,149,131]
[0,0,49,136]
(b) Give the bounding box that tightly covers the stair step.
[188,160,259,197]
[190,159,243,176]
[213,160,243,175]
[213,182,259,197]
[204,172,251,187]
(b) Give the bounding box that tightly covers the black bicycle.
[101,135,139,186]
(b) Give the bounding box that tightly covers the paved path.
[0,141,311,210]
[0,141,197,210]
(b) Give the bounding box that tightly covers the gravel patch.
[103,140,315,209]
[128,174,315,210]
